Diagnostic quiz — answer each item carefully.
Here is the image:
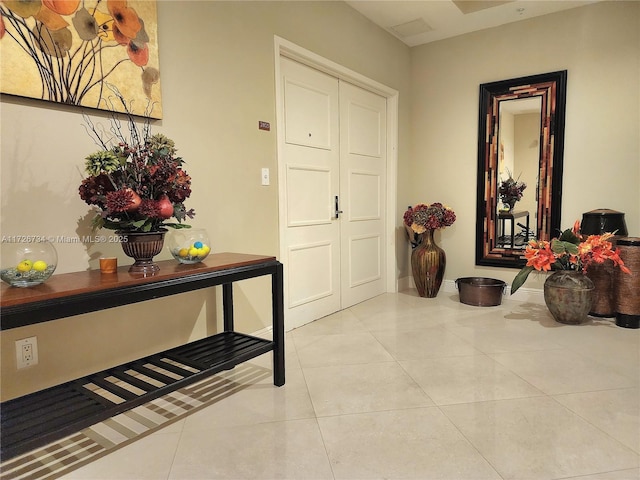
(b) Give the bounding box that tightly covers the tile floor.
[39,291,640,478]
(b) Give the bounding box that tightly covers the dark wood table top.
[1,252,276,309]
[498,210,529,219]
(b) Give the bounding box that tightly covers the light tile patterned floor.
[2,290,639,479]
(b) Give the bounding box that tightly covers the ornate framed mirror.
[476,70,567,268]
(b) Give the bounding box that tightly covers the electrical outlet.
[16,337,38,369]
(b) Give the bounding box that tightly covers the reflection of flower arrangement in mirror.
[0,0,160,112]
[498,170,526,209]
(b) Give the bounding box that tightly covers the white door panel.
[349,170,381,220]
[284,79,332,150]
[287,241,334,307]
[286,164,332,226]
[348,234,382,287]
[281,58,340,329]
[346,102,382,157]
[340,82,387,308]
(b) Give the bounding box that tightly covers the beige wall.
[0,1,411,400]
[2,0,639,400]
[514,113,542,219]
[409,1,640,293]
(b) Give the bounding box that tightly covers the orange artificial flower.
[525,240,555,272]
[579,233,631,273]
[572,219,581,236]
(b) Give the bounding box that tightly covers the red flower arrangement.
[79,96,194,233]
[511,220,631,293]
[404,203,456,234]
[498,176,527,204]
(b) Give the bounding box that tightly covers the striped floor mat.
[0,363,271,480]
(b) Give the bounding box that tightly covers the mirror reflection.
[496,97,541,249]
[476,70,567,268]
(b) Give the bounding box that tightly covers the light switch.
[261,168,270,186]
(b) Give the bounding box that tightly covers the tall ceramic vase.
[543,270,595,324]
[118,230,166,275]
[411,229,445,298]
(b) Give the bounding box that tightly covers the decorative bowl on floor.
[168,229,211,264]
[1,240,58,287]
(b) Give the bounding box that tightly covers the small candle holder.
[99,257,118,273]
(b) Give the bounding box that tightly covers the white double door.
[280,57,387,330]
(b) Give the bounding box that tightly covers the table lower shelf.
[0,331,274,461]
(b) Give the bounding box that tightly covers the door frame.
[274,36,399,303]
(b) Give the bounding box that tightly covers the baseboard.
[505,285,545,304]
[251,325,273,338]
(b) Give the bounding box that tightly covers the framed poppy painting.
[0,0,162,119]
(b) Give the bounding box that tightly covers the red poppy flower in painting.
[112,24,129,45]
[106,0,140,39]
[43,0,80,15]
[127,40,148,66]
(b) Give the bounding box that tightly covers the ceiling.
[345,0,600,47]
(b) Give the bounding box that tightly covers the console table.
[497,210,530,249]
[0,253,284,461]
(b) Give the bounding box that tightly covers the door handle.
[335,196,343,219]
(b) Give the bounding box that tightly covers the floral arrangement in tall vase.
[403,203,456,298]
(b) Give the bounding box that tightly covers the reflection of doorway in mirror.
[497,96,542,245]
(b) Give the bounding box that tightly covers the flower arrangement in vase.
[403,203,456,298]
[78,88,195,273]
[403,203,456,237]
[511,220,631,324]
[79,91,194,233]
[498,171,526,211]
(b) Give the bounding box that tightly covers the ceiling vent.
[453,0,514,15]
[389,18,433,38]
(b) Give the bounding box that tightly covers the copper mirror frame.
[476,70,567,268]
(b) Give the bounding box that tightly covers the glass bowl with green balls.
[168,229,211,264]
[1,239,58,287]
